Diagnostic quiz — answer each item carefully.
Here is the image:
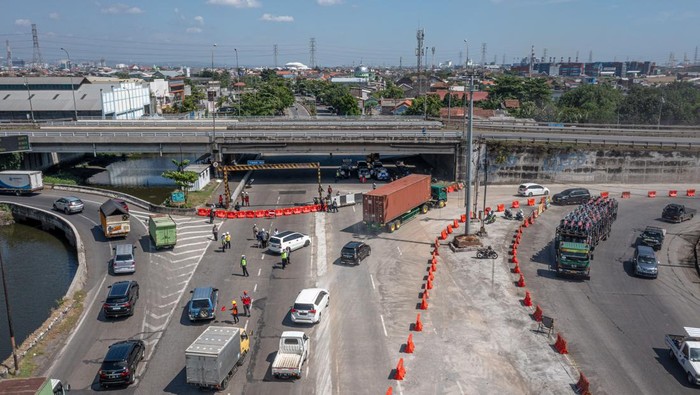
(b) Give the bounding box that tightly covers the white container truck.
[271,331,309,379]
[185,326,251,390]
[0,170,43,195]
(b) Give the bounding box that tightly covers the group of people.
[253,224,270,248]
[220,231,232,251]
[229,290,253,323]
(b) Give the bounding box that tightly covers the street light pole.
[234,48,240,117]
[0,251,20,374]
[60,48,78,121]
[211,43,217,70]
[24,76,35,123]
[465,74,475,235]
[657,93,665,130]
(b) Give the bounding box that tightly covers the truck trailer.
[148,214,177,249]
[0,170,43,195]
[185,326,251,391]
[99,199,130,238]
[363,174,447,232]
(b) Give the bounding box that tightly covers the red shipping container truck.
[363,174,447,232]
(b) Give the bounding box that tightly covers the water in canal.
[0,222,78,362]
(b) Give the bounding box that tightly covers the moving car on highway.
[98,340,145,389]
[340,241,371,265]
[665,327,700,385]
[271,332,309,380]
[633,245,659,279]
[188,286,219,321]
[662,203,696,223]
[53,196,84,214]
[103,280,139,318]
[552,188,591,205]
[291,288,329,324]
[111,244,136,274]
[639,226,665,251]
[268,231,311,254]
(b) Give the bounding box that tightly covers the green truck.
[148,214,177,249]
[555,242,592,278]
[0,377,69,395]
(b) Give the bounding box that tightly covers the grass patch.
[176,181,220,208]
[16,290,85,377]
[43,172,80,185]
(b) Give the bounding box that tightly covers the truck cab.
[430,185,447,208]
[666,327,700,385]
[555,241,591,278]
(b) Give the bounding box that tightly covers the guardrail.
[480,134,699,148]
[473,123,700,137]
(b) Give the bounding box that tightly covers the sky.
[1,0,699,68]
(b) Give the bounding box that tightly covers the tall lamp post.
[24,76,35,123]
[0,251,19,374]
[464,72,475,235]
[211,43,217,70]
[60,48,78,121]
[234,48,240,116]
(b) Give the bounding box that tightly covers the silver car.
[53,196,84,214]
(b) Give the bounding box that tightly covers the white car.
[518,183,550,197]
[291,288,329,324]
[268,231,311,254]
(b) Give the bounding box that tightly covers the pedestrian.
[372,182,377,190]
[221,235,227,251]
[240,255,249,276]
[286,247,292,265]
[230,300,239,323]
[263,230,270,248]
[274,228,279,236]
[335,169,340,183]
[225,232,231,249]
[253,224,259,239]
[332,200,338,213]
[244,192,250,206]
[327,185,333,197]
[209,208,216,224]
[212,225,218,241]
[241,291,252,316]
[218,194,223,208]
[281,249,288,269]
[234,201,241,211]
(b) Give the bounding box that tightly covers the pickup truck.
[665,327,700,385]
[640,226,665,251]
[271,331,309,379]
[662,204,696,223]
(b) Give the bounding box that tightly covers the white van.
[291,288,329,324]
[268,231,311,254]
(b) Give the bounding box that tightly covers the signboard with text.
[0,135,31,154]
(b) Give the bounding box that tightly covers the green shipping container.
[149,214,177,249]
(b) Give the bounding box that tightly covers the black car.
[103,281,139,318]
[98,339,145,388]
[552,188,591,205]
[340,241,371,265]
[640,226,665,251]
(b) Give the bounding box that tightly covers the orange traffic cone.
[431,256,437,265]
[431,262,437,272]
[386,387,393,395]
[414,313,423,331]
[429,271,434,282]
[440,230,447,240]
[423,288,430,299]
[405,334,415,353]
[512,263,521,274]
[394,358,406,380]
[453,219,459,228]
[523,291,533,307]
[420,294,428,310]
[517,274,526,287]
[447,224,453,234]
[426,278,433,290]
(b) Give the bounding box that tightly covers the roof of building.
[504,99,520,108]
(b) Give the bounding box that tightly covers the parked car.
[103,280,139,318]
[291,288,330,324]
[111,244,136,274]
[634,245,659,278]
[552,188,591,205]
[187,286,219,321]
[340,241,371,265]
[268,231,311,254]
[357,167,372,180]
[375,167,391,181]
[394,165,411,179]
[517,183,550,197]
[98,339,145,388]
[53,196,84,214]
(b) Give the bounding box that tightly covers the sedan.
[53,196,84,214]
[517,183,550,197]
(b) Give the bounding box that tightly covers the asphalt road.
[517,197,700,395]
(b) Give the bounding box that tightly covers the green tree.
[522,78,552,107]
[373,81,404,99]
[0,153,22,170]
[162,159,198,202]
[405,95,442,117]
[556,84,622,124]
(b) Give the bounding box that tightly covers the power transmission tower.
[529,45,535,76]
[502,54,506,65]
[309,37,316,69]
[575,50,579,63]
[668,52,675,67]
[683,52,689,66]
[399,56,402,70]
[542,48,547,63]
[588,50,593,63]
[415,29,424,95]
[273,44,278,68]
[5,40,11,69]
[480,43,487,66]
[695,46,699,65]
[493,55,497,65]
[31,24,42,68]
[431,46,435,69]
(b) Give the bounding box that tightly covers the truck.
[662,203,696,223]
[185,326,251,390]
[639,225,666,251]
[148,214,177,249]
[271,331,309,380]
[0,170,43,195]
[665,327,700,385]
[0,377,69,395]
[554,196,618,278]
[99,199,130,238]
[363,174,447,232]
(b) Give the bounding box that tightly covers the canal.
[0,222,77,362]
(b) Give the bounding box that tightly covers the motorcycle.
[515,209,524,221]
[484,211,497,224]
[476,246,498,259]
[245,178,254,188]
[504,208,514,220]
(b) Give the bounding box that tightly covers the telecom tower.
[273,44,278,68]
[588,50,593,63]
[575,50,579,63]
[502,54,506,66]
[5,40,11,69]
[542,48,547,63]
[431,46,435,69]
[399,56,402,70]
[415,29,424,95]
[480,43,487,66]
[528,45,535,76]
[31,24,42,68]
[668,52,675,68]
[309,38,316,69]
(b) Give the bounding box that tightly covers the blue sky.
[1,0,698,68]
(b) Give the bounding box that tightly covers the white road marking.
[335,357,340,394]
[397,381,404,395]
[369,274,376,290]
[176,230,212,236]
[277,196,280,204]
[174,241,209,248]
[315,213,328,277]
[380,314,388,337]
[456,381,465,395]
[352,205,355,212]
[397,246,402,255]
[244,320,249,331]
[257,268,262,276]
[253,283,258,292]
[167,248,207,256]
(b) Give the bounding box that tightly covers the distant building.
[285,62,310,70]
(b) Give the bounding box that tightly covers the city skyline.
[1,0,699,68]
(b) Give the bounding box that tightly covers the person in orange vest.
[230,300,239,323]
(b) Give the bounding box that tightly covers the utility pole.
[416,29,424,95]
[424,46,429,119]
[0,251,19,374]
[211,43,217,70]
[588,50,593,63]
[431,46,435,69]
[273,44,278,68]
[60,48,78,121]
[464,73,475,235]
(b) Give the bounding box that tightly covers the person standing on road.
[286,247,292,265]
[218,194,223,208]
[221,234,227,251]
[241,291,252,316]
[240,255,249,276]
[332,200,338,213]
[372,182,377,190]
[209,207,216,224]
[281,249,288,269]
[274,228,279,236]
[212,225,218,241]
[225,232,231,250]
[327,185,333,197]
[245,192,251,206]
[253,224,259,239]
[230,301,239,324]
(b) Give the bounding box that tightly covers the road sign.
[212,161,219,168]
[0,135,31,154]
[247,160,265,165]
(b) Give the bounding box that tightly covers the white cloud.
[260,13,293,22]
[317,0,342,5]
[194,16,204,24]
[186,27,202,33]
[101,4,144,14]
[49,12,60,20]
[15,19,32,27]
[206,0,261,8]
